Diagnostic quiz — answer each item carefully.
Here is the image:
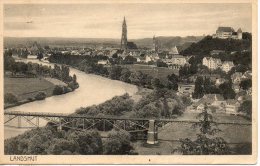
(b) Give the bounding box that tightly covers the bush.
[4,93,18,104]
[35,91,46,100]
[27,97,34,101]
[53,85,64,95]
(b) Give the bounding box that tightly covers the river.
[4,59,138,139]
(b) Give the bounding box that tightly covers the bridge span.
[4,111,252,144]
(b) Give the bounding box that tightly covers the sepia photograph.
[0,0,257,164]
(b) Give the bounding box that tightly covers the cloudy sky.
[4,3,252,39]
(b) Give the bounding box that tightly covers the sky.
[4,3,252,39]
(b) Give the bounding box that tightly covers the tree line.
[49,53,179,90]
[5,126,136,155]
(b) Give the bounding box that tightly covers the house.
[145,53,160,63]
[232,84,241,93]
[168,46,179,55]
[247,87,252,96]
[203,94,225,108]
[196,103,206,112]
[225,99,241,115]
[189,74,220,83]
[172,55,188,66]
[97,60,110,65]
[215,78,226,86]
[231,72,243,84]
[242,70,252,80]
[27,55,38,59]
[202,57,222,70]
[136,56,146,63]
[178,84,195,96]
[213,27,242,40]
[221,61,234,73]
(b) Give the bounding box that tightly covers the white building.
[172,55,188,66]
[213,27,243,40]
[202,57,222,70]
[168,46,179,55]
[225,99,241,115]
[97,60,110,65]
[145,53,160,63]
[221,61,234,73]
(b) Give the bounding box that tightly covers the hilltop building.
[120,17,128,51]
[213,27,242,40]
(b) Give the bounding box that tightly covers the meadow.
[4,77,56,101]
[122,64,179,83]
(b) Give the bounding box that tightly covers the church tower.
[120,17,128,51]
[153,35,158,53]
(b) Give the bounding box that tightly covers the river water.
[4,59,138,139]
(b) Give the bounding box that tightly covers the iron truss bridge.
[4,111,252,144]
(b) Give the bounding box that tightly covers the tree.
[53,85,64,95]
[67,130,103,155]
[72,74,77,84]
[156,61,168,67]
[4,93,18,104]
[119,68,131,83]
[109,66,122,80]
[35,91,46,100]
[174,104,230,155]
[103,130,134,154]
[4,55,15,73]
[151,78,164,89]
[239,79,252,90]
[238,100,252,120]
[192,76,204,99]
[37,52,44,60]
[167,73,178,90]
[219,82,236,99]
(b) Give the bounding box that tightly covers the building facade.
[213,27,243,40]
[202,57,222,70]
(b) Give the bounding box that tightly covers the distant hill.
[3,37,120,48]
[131,36,203,50]
[181,34,252,56]
[4,36,203,50]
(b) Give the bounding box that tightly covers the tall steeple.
[153,35,158,53]
[121,16,128,51]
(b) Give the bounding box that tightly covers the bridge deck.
[4,110,252,125]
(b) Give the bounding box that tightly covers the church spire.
[121,16,128,51]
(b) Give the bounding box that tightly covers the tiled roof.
[203,94,224,101]
[223,61,234,66]
[217,27,234,32]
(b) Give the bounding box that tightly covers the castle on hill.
[213,27,242,40]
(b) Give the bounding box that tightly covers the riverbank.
[4,76,78,109]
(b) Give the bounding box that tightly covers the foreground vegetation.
[4,126,137,155]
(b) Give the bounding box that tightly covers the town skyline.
[4,3,252,39]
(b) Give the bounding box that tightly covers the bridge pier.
[147,120,158,144]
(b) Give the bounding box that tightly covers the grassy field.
[4,77,56,101]
[122,64,179,83]
[133,112,252,155]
